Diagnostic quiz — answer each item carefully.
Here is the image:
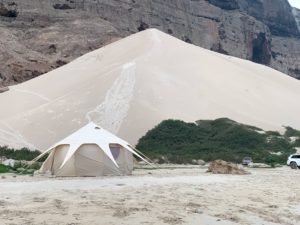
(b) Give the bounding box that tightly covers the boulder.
[2,159,15,167]
[16,167,25,173]
[0,87,9,93]
[27,169,35,173]
[0,2,18,18]
[207,160,249,175]
[191,159,206,166]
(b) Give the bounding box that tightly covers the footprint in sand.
[33,197,46,203]
[113,207,130,218]
[53,199,67,211]
[0,200,7,207]
[158,216,183,225]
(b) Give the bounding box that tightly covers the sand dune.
[0,29,300,150]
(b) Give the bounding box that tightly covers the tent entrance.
[109,144,123,160]
[109,144,133,175]
[74,144,104,176]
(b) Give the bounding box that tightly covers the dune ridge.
[0,29,300,150]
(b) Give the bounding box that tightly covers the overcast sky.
[288,0,300,9]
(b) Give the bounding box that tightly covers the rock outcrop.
[0,0,299,87]
[0,87,9,93]
[293,7,300,32]
[0,2,18,18]
[207,160,249,175]
[207,0,239,10]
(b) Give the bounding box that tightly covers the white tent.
[35,122,151,177]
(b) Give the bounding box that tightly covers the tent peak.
[86,121,102,129]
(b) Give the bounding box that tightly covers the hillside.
[0,29,300,150]
[136,118,299,164]
[0,0,300,88]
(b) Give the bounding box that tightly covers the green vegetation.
[0,146,45,174]
[293,139,300,147]
[0,146,45,161]
[284,126,300,138]
[284,126,300,148]
[0,162,41,175]
[12,161,42,174]
[136,118,298,165]
[0,164,10,173]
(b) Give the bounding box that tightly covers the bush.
[284,126,300,138]
[28,162,42,170]
[137,118,296,165]
[12,161,26,170]
[11,161,41,174]
[0,146,46,161]
[0,164,10,173]
[293,138,300,147]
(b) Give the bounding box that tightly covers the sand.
[1,166,300,225]
[0,29,300,150]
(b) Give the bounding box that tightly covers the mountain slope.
[0,29,300,150]
[0,0,299,88]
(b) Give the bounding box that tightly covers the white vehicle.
[242,157,253,166]
[287,154,300,169]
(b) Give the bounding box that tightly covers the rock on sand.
[207,160,249,175]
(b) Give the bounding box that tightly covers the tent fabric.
[38,122,150,177]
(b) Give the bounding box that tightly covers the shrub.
[0,146,45,161]
[293,138,300,147]
[137,118,296,165]
[0,164,9,173]
[28,162,42,170]
[284,126,300,138]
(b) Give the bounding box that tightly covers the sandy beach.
[1,166,300,225]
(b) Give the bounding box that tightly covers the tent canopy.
[36,122,152,176]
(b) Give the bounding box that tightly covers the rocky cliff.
[293,7,300,31]
[0,0,299,87]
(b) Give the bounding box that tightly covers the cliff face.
[293,7,300,31]
[0,0,299,87]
